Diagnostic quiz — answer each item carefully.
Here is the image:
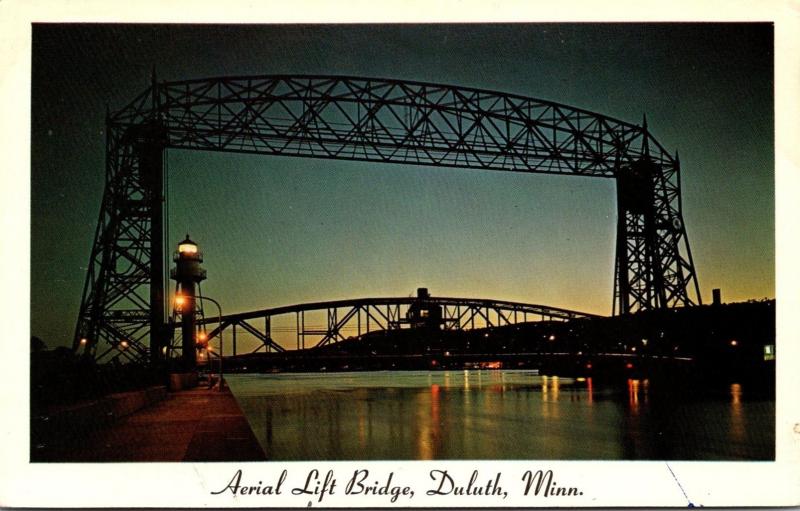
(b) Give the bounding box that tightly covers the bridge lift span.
[176,287,601,356]
[73,73,701,364]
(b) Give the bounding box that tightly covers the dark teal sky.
[31,24,774,349]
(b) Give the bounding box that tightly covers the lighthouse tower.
[170,235,207,369]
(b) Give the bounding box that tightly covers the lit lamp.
[75,336,89,355]
[188,294,223,390]
[195,331,208,365]
[178,239,198,255]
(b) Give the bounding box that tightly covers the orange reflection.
[627,379,640,413]
[416,393,432,460]
[416,383,442,460]
[730,383,744,442]
[586,377,594,404]
[542,376,559,401]
[431,384,441,455]
[731,383,741,405]
[551,376,560,401]
[540,375,561,420]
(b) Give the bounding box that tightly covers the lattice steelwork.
[74,74,701,363]
[190,295,600,353]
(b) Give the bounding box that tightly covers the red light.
[585,363,592,369]
[626,362,634,369]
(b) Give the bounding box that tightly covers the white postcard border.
[1,0,798,507]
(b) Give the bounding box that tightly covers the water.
[227,370,774,460]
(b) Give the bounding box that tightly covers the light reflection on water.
[227,370,773,461]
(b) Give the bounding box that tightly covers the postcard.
[1,0,799,507]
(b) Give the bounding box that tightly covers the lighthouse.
[170,235,207,369]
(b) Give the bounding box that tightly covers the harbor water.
[227,370,774,460]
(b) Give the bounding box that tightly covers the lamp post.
[176,293,224,391]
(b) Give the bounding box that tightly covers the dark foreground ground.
[32,385,265,462]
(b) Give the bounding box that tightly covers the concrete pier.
[34,386,265,462]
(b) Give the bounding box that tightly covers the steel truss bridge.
[74,73,702,364]
[174,295,601,356]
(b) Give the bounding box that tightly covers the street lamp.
[175,294,187,310]
[175,293,225,391]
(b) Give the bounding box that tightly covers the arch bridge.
[74,73,702,364]
[171,292,601,359]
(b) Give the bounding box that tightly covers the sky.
[30,23,774,349]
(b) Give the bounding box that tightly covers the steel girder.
[74,74,701,362]
[186,295,601,352]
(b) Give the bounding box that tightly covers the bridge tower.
[72,74,702,364]
[170,235,207,369]
[614,118,665,314]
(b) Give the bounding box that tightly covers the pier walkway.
[39,386,266,462]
